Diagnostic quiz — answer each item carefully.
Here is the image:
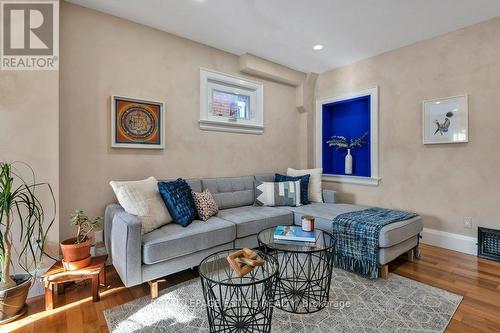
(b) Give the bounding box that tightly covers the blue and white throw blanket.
[332,208,417,279]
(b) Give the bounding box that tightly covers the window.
[200,68,263,134]
[211,90,250,119]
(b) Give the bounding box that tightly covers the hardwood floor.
[4,244,500,333]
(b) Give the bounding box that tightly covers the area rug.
[104,269,462,333]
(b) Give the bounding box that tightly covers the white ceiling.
[66,0,500,73]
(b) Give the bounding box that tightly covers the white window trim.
[200,68,264,134]
[315,87,381,186]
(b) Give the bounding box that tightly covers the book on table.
[273,226,316,242]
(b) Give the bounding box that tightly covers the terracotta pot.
[60,237,92,263]
[0,274,31,324]
[62,255,91,271]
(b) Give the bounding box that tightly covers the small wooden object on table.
[42,255,107,310]
[226,248,265,277]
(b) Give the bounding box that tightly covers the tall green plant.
[0,162,55,290]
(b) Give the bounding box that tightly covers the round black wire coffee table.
[258,227,336,314]
[199,249,278,333]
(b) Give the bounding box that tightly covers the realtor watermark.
[1,0,58,70]
[189,298,351,310]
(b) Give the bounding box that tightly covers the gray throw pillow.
[255,180,301,207]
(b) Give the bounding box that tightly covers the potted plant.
[0,162,55,324]
[60,210,102,270]
[326,132,369,175]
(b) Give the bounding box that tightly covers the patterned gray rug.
[104,269,462,333]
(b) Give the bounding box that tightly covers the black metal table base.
[260,245,334,314]
[199,250,278,333]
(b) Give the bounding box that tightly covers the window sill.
[322,174,381,186]
[199,120,264,135]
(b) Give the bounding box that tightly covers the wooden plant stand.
[42,255,107,310]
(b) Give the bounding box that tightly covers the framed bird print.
[422,95,468,144]
[111,96,165,149]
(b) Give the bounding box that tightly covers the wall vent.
[478,227,500,262]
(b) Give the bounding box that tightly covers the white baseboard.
[421,227,477,255]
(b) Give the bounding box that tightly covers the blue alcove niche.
[322,95,371,177]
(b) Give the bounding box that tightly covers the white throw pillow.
[287,167,323,203]
[110,177,172,234]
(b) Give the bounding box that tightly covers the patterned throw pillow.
[192,190,219,221]
[275,173,310,205]
[157,178,196,227]
[255,180,301,207]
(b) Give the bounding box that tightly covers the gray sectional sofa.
[104,173,422,297]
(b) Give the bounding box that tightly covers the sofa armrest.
[111,210,142,287]
[322,189,336,204]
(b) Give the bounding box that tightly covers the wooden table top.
[42,255,107,281]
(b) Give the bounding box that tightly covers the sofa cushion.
[254,173,275,183]
[217,205,293,238]
[185,179,202,192]
[158,179,197,227]
[142,217,236,264]
[284,203,423,248]
[202,176,255,209]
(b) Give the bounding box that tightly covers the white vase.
[345,149,353,174]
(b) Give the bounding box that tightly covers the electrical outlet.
[464,217,473,229]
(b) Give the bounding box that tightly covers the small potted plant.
[326,132,369,175]
[0,162,55,323]
[60,210,102,270]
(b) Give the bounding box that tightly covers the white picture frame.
[422,95,468,145]
[111,95,165,149]
[315,87,380,186]
[199,68,264,134]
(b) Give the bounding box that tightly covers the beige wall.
[59,3,308,240]
[315,17,500,237]
[0,71,59,251]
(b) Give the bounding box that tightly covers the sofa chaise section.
[283,202,423,278]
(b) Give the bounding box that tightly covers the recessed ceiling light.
[313,44,323,51]
[435,101,441,104]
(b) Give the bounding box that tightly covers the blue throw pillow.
[275,173,310,205]
[158,178,196,227]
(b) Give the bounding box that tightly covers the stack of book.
[273,226,316,243]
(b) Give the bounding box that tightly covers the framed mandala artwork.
[111,96,165,149]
